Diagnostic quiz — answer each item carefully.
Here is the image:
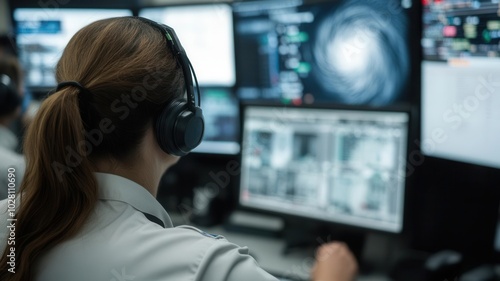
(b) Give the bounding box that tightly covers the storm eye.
[312,0,409,105]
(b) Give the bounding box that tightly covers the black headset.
[134,17,205,156]
[0,73,22,117]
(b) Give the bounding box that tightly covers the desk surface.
[170,211,397,280]
[170,211,500,281]
[197,223,392,281]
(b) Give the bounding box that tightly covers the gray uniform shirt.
[0,126,25,200]
[0,173,278,281]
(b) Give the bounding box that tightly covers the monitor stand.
[282,218,366,263]
[224,212,366,265]
[223,210,285,237]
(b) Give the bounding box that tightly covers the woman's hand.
[311,242,358,281]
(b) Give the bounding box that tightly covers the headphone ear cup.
[155,99,204,156]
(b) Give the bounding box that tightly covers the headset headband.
[132,16,201,109]
[132,16,205,156]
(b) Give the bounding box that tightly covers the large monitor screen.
[239,105,409,233]
[421,0,500,169]
[233,0,413,106]
[139,4,235,86]
[13,8,133,90]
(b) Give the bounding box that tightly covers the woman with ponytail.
[0,17,357,281]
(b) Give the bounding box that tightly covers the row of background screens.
[12,0,500,171]
[12,1,412,235]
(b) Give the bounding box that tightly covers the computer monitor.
[421,0,500,169]
[139,4,240,155]
[139,4,235,87]
[239,104,410,233]
[13,8,133,91]
[192,87,239,155]
[233,0,413,106]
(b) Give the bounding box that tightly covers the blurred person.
[0,35,18,57]
[0,54,25,200]
[0,17,357,281]
[0,34,36,128]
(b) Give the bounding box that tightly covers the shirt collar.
[0,126,18,151]
[94,172,173,228]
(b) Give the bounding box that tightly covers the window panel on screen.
[233,0,413,106]
[421,0,500,169]
[239,105,410,233]
[13,8,133,90]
